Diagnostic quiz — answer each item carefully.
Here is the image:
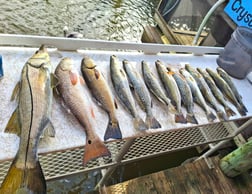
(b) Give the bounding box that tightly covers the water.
[0,0,159,42]
[1,1,161,193]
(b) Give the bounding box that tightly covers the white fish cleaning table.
[0,34,252,182]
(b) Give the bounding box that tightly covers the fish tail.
[224,106,236,118]
[206,111,216,122]
[237,105,247,116]
[168,104,177,114]
[216,111,228,121]
[83,137,111,166]
[0,159,46,194]
[186,113,198,124]
[104,120,122,141]
[241,103,248,113]
[133,117,148,131]
[145,116,161,129]
[175,113,187,124]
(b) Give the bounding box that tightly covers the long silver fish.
[110,55,147,131]
[197,67,236,118]
[156,60,187,124]
[81,56,122,140]
[185,64,228,121]
[179,68,216,122]
[141,61,176,114]
[1,45,55,194]
[217,67,248,113]
[206,67,246,116]
[55,57,111,166]
[167,67,198,124]
[123,60,161,129]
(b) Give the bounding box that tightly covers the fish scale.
[110,55,147,131]
[1,45,54,194]
[55,57,111,166]
[123,59,161,129]
[156,60,187,124]
[197,67,236,118]
[179,68,216,122]
[185,64,228,121]
[81,56,122,140]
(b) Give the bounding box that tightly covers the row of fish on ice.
[0,45,248,193]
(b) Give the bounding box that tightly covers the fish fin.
[104,120,122,141]
[69,71,78,85]
[133,117,148,131]
[10,81,20,102]
[206,111,217,122]
[186,113,198,124]
[50,73,59,88]
[53,87,61,101]
[4,108,21,136]
[83,136,111,166]
[94,69,100,79]
[0,159,46,194]
[145,116,161,129]
[42,120,55,138]
[114,99,118,109]
[240,103,248,113]
[120,69,126,78]
[224,107,236,118]
[168,104,177,114]
[79,76,85,85]
[167,71,175,76]
[216,111,228,121]
[91,107,95,119]
[175,113,187,124]
[237,105,247,116]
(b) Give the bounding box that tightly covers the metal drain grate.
[0,122,233,185]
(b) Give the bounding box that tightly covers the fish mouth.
[85,65,96,69]
[59,58,73,71]
[27,60,50,69]
[82,57,96,69]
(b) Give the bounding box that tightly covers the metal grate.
[0,122,233,185]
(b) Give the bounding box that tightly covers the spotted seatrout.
[110,55,147,131]
[185,64,227,121]
[206,67,246,116]
[197,67,236,118]
[141,61,176,115]
[156,60,187,124]
[179,68,216,122]
[123,60,161,129]
[167,67,198,124]
[217,67,247,113]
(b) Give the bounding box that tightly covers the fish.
[123,59,161,129]
[81,56,122,141]
[217,67,248,113]
[167,66,198,124]
[197,67,236,118]
[155,60,187,124]
[110,55,147,131]
[206,67,247,116]
[185,64,228,121]
[141,61,176,114]
[55,57,111,165]
[1,45,55,194]
[179,68,216,122]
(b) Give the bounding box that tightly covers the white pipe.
[192,0,227,45]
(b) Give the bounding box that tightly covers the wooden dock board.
[104,156,252,193]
